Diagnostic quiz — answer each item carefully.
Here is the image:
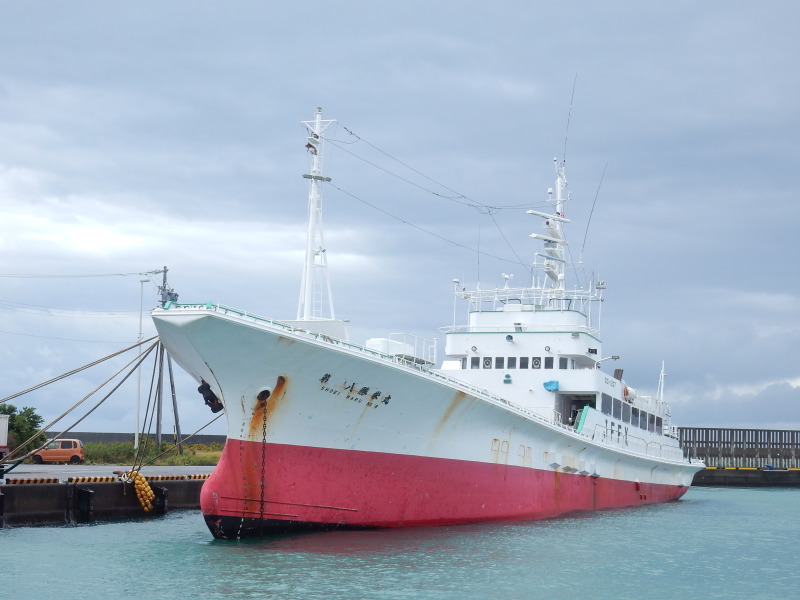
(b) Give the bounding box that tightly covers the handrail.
[157,303,559,424]
[156,302,691,464]
[589,423,685,462]
[439,324,600,335]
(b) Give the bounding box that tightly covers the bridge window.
[507,357,517,369]
[544,357,554,369]
[640,411,649,431]
[483,357,492,369]
[656,416,663,435]
[601,393,612,415]
[559,357,568,369]
[612,398,622,419]
[532,357,541,369]
[622,403,631,424]
[471,357,480,369]
[648,413,656,433]
[631,407,640,428]
[495,357,504,369]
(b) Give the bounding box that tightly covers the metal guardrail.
[159,302,691,463]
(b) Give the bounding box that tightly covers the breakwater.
[678,427,800,469]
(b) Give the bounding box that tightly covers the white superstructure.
[152,109,701,538]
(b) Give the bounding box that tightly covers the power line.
[0,272,141,279]
[0,269,164,279]
[0,300,140,317]
[0,328,135,344]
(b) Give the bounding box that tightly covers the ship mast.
[297,107,336,321]
[528,158,570,309]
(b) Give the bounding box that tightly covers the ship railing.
[460,286,598,309]
[162,303,538,414]
[387,332,438,365]
[160,303,685,459]
[439,323,599,335]
[159,302,400,361]
[589,424,686,462]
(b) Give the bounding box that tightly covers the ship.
[152,108,703,539]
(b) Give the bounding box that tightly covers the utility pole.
[141,266,183,453]
[135,278,150,450]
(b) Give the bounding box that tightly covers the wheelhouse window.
[559,357,568,369]
[622,403,631,424]
[495,356,504,369]
[648,413,656,433]
[470,357,480,369]
[544,357,554,369]
[483,357,492,369]
[461,358,467,369]
[519,356,529,369]
[631,407,640,428]
[612,398,622,419]
[507,356,517,369]
[639,411,649,430]
[656,416,663,435]
[601,393,612,415]
[532,357,542,369]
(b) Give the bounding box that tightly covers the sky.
[1,1,799,437]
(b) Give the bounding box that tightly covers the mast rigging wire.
[326,181,531,268]
[581,162,608,259]
[563,73,578,164]
[324,125,555,270]
[331,125,537,211]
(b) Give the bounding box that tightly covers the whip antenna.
[563,73,578,164]
[581,162,607,259]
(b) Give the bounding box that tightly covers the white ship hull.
[152,108,703,539]
[154,305,701,538]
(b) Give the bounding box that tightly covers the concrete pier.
[0,473,207,527]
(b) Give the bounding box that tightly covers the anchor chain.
[259,395,267,531]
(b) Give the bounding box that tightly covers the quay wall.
[0,477,204,527]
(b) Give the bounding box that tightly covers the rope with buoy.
[119,470,156,512]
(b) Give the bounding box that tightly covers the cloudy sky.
[1,1,799,437]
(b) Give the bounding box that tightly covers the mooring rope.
[2,340,160,466]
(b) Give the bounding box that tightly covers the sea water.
[1,487,797,600]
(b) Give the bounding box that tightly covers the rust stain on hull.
[235,375,289,521]
[248,375,288,439]
[432,390,469,441]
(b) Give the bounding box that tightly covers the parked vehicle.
[32,439,84,464]
[0,414,8,459]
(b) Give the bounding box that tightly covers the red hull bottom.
[201,439,689,539]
